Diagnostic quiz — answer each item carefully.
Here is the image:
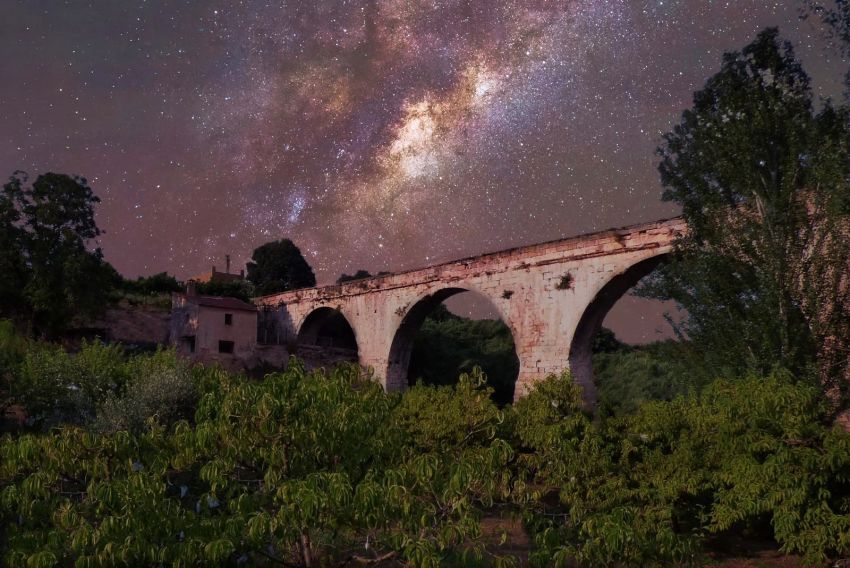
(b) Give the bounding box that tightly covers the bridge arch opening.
[296,307,359,365]
[568,254,676,411]
[388,288,520,405]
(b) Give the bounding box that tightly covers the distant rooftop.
[190,254,245,284]
[189,268,245,284]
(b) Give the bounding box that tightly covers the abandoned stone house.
[170,283,257,363]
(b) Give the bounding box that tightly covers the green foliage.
[0,320,29,417]
[246,239,316,296]
[593,340,707,416]
[0,320,28,379]
[0,179,27,321]
[3,348,850,565]
[513,371,850,566]
[120,271,182,295]
[15,340,127,428]
[393,368,506,453]
[337,268,373,283]
[591,326,626,355]
[0,362,517,567]
[644,29,850,388]
[337,270,391,283]
[0,171,116,336]
[195,278,255,303]
[408,308,519,405]
[7,342,197,434]
[93,349,197,435]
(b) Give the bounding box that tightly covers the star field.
[0,1,845,339]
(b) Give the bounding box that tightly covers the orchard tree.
[247,239,316,295]
[643,29,850,393]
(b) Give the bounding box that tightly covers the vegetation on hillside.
[2,331,850,566]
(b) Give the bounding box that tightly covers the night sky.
[0,1,845,340]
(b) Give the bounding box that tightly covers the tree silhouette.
[246,239,316,295]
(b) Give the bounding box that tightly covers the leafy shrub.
[627,372,850,564]
[14,340,126,428]
[0,320,30,421]
[514,370,850,566]
[10,342,197,434]
[93,349,197,434]
[121,271,182,295]
[393,367,506,453]
[0,320,28,377]
[593,340,706,416]
[0,362,517,567]
[196,279,255,302]
[3,350,849,566]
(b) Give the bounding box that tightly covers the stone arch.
[384,285,520,398]
[568,254,670,407]
[296,307,359,363]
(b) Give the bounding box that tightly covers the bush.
[14,340,126,428]
[10,342,196,433]
[408,310,520,406]
[593,340,706,416]
[0,320,29,418]
[3,349,850,566]
[196,279,255,302]
[514,371,850,566]
[121,271,182,295]
[0,362,517,567]
[93,349,197,434]
[392,367,506,453]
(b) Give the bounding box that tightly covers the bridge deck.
[255,216,684,306]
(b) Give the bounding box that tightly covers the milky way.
[0,1,845,339]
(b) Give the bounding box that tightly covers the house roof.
[182,294,257,312]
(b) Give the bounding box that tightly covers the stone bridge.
[255,217,686,406]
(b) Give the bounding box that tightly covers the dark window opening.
[182,336,196,353]
[218,340,235,354]
[224,313,233,326]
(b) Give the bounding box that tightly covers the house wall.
[195,307,256,356]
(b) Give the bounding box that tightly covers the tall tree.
[246,239,316,295]
[643,29,850,394]
[0,176,28,320]
[802,1,850,52]
[801,0,850,87]
[0,172,115,335]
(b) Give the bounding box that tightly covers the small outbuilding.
[170,282,257,363]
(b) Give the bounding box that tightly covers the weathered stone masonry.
[255,217,685,406]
